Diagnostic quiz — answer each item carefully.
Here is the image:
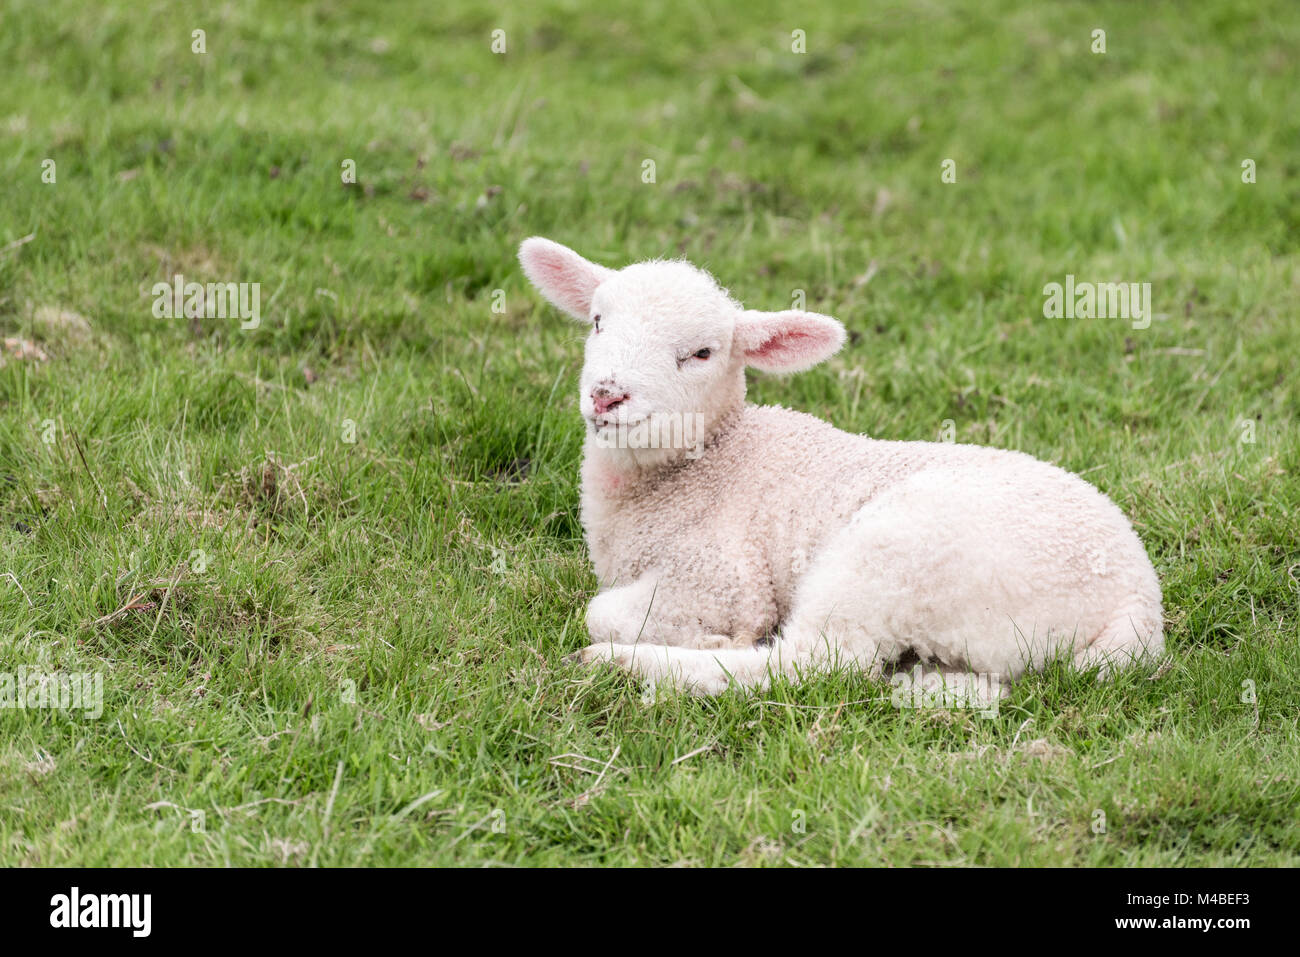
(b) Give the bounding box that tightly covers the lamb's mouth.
[589,414,646,432]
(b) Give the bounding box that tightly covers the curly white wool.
[519,237,1164,697]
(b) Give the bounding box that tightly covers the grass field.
[1,0,1297,866]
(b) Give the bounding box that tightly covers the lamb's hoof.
[564,645,616,666]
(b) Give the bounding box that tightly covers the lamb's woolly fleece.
[518,237,1164,697]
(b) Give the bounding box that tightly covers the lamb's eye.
[592,315,601,333]
[693,348,711,360]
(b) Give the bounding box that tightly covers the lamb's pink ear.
[518,237,612,321]
[734,309,846,373]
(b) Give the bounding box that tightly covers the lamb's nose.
[591,386,629,416]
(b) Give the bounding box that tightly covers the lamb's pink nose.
[591,387,629,416]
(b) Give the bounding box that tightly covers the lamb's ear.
[518,237,613,321]
[734,309,847,373]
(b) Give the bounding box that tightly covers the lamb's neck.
[582,404,746,498]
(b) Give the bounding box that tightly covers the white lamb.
[519,237,1164,697]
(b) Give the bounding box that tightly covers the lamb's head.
[519,237,845,468]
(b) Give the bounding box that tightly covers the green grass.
[1,0,1297,866]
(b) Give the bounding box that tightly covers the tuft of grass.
[0,0,1297,865]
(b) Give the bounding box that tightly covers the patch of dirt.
[121,476,237,533]
[83,562,294,656]
[1019,738,1072,762]
[30,305,94,348]
[219,453,322,522]
[133,500,236,532]
[0,337,48,365]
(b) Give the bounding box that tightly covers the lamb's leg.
[585,577,751,650]
[580,639,817,695]
[1072,608,1165,678]
[586,579,662,644]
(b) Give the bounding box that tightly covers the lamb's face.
[580,262,742,442]
[518,237,848,465]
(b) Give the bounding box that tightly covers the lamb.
[518,236,1165,697]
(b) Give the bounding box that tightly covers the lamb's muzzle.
[590,382,628,416]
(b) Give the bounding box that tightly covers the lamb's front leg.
[580,641,812,696]
[585,577,746,650]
